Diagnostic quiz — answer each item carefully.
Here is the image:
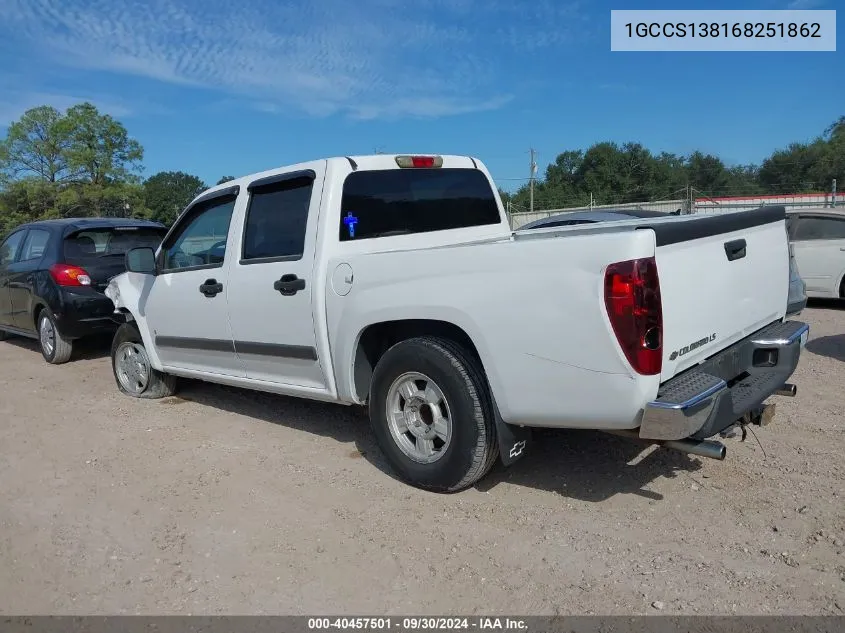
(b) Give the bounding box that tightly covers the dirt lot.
[1,304,844,616]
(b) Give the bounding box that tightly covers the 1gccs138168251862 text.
[610,9,836,51]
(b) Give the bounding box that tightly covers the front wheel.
[111,322,177,399]
[369,336,498,493]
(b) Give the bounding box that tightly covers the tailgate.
[649,206,789,382]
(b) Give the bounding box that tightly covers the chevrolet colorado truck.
[105,154,808,492]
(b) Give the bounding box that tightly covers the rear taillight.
[603,256,663,375]
[49,263,92,287]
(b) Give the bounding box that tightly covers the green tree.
[685,152,734,195]
[0,105,73,183]
[0,102,147,223]
[216,175,235,185]
[143,171,207,225]
[62,103,144,185]
[505,115,842,214]
[759,141,827,193]
[0,180,61,233]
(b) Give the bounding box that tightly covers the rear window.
[339,168,501,241]
[64,227,166,262]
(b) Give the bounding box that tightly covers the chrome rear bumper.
[639,320,808,441]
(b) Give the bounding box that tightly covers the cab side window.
[161,196,237,271]
[0,231,26,266]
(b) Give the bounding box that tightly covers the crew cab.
[105,154,808,492]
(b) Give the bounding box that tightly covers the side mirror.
[125,247,157,274]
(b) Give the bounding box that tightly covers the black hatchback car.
[0,218,167,364]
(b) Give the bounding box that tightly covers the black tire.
[111,321,177,399]
[369,336,498,493]
[37,308,73,364]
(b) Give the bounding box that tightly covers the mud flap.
[491,394,532,467]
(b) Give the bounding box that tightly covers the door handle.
[273,274,306,296]
[199,279,223,298]
[840,247,845,251]
[724,238,747,261]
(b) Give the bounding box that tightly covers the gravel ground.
[0,304,843,616]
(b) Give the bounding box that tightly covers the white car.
[787,209,845,300]
[105,154,808,492]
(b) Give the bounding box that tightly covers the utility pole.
[529,148,536,214]
[833,178,837,208]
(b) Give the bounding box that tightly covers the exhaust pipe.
[607,430,727,461]
[662,437,727,460]
[776,383,797,397]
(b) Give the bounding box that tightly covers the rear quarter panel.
[325,227,661,429]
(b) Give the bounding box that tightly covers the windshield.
[63,227,166,262]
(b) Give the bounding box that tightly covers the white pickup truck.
[105,154,808,492]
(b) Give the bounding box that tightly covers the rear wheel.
[111,322,176,398]
[369,336,498,493]
[37,308,73,364]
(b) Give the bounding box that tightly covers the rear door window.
[19,229,51,262]
[242,175,313,261]
[339,168,501,241]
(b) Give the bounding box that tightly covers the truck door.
[225,162,328,390]
[142,188,245,376]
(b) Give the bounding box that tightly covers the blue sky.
[0,0,842,192]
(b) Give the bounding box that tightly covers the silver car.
[520,208,807,317]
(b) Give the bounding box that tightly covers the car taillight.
[603,256,662,375]
[49,263,92,287]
